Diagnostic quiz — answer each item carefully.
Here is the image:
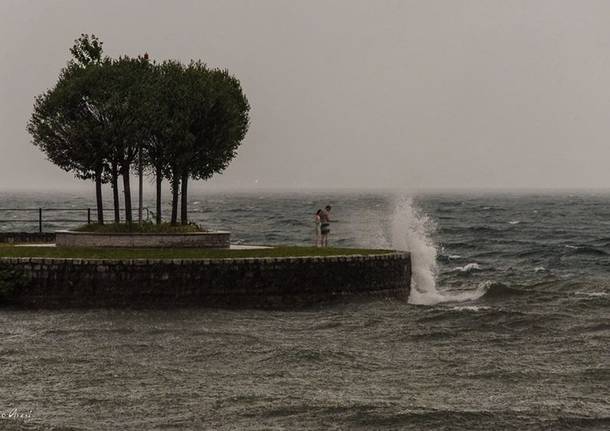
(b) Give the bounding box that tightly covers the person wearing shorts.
[320,205,331,247]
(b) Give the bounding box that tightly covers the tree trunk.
[180,173,188,225]
[170,174,179,225]
[94,169,104,224]
[122,166,132,224]
[111,162,120,223]
[138,146,143,224]
[155,167,162,225]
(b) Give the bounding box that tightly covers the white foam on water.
[575,291,607,297]
[388,197,487,305]
[451,305,490,312]
[452,263,482,273]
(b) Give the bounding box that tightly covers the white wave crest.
[451,305,490,312]
[452,263,482,273]
[575,291,607,297]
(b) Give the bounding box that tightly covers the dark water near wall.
[0,191,608,430]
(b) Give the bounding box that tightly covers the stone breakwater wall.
[0,232,55,243]
[0,253,411,309]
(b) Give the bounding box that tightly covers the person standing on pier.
[314,209,322,247]
[320,205,332,247]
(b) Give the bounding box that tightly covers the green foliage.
[27,39,111,183]
[28,34,251,225]
[148,60,194,178]
[145,60,250,181]
[187,63,250,181]
[69,34,103,66]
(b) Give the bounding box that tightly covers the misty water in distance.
[0,191,608,430]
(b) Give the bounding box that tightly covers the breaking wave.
[389,197,492,305]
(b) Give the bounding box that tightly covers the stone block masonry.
[55,231,230,248]
[0,253,411,309]
[0,232,55,243]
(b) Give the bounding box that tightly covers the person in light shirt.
[314,209,322,247]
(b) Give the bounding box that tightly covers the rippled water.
[1,191,608,430]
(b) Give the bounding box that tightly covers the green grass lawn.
[0,244,392,260]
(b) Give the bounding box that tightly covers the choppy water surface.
[0,191,608,430]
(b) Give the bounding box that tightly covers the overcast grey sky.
[1,0,610,191]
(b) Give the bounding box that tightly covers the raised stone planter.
[55,230,230,248]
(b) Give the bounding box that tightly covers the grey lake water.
[0,190,608,430]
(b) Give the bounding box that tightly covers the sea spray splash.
[389,197,487,305]
[389,197,444,304]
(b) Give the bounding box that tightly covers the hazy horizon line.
[0,185,609,195]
